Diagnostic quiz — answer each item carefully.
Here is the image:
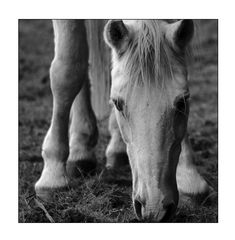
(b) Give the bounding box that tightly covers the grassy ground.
[19,20,218,223]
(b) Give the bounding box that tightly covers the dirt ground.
[19,20,218,223]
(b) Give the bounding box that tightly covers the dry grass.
[19,20,218,223]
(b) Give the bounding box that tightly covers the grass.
[19,20,218,223]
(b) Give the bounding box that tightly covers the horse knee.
[50,59,87,102]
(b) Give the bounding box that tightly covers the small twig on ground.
[25,193,36,210]
[34,198,55,223]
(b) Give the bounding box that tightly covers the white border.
[1,0,234,239]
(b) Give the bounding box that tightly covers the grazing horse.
[35,20,210,222]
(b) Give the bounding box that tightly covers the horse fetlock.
[42,129,69,163]
[42,145,69,165]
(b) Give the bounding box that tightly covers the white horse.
[35,20,210,222]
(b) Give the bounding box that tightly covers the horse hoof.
[179,185,216,207]
[66,160,97,178]
[105,152,129,169]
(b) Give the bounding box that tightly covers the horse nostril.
[161,202,176,222]
[134,199,143,219]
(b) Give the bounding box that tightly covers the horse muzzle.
[133,195,177,222]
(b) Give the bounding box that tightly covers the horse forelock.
[121,20,192,98]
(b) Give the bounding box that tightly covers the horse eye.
[174,93,190,114]
[112,98,124,112]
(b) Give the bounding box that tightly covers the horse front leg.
[35,20,89,200]
[67,79,98,178]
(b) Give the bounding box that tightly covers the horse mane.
[122,20,193,96]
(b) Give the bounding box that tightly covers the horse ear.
[165,20,194,50]
[104,20,130,53]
